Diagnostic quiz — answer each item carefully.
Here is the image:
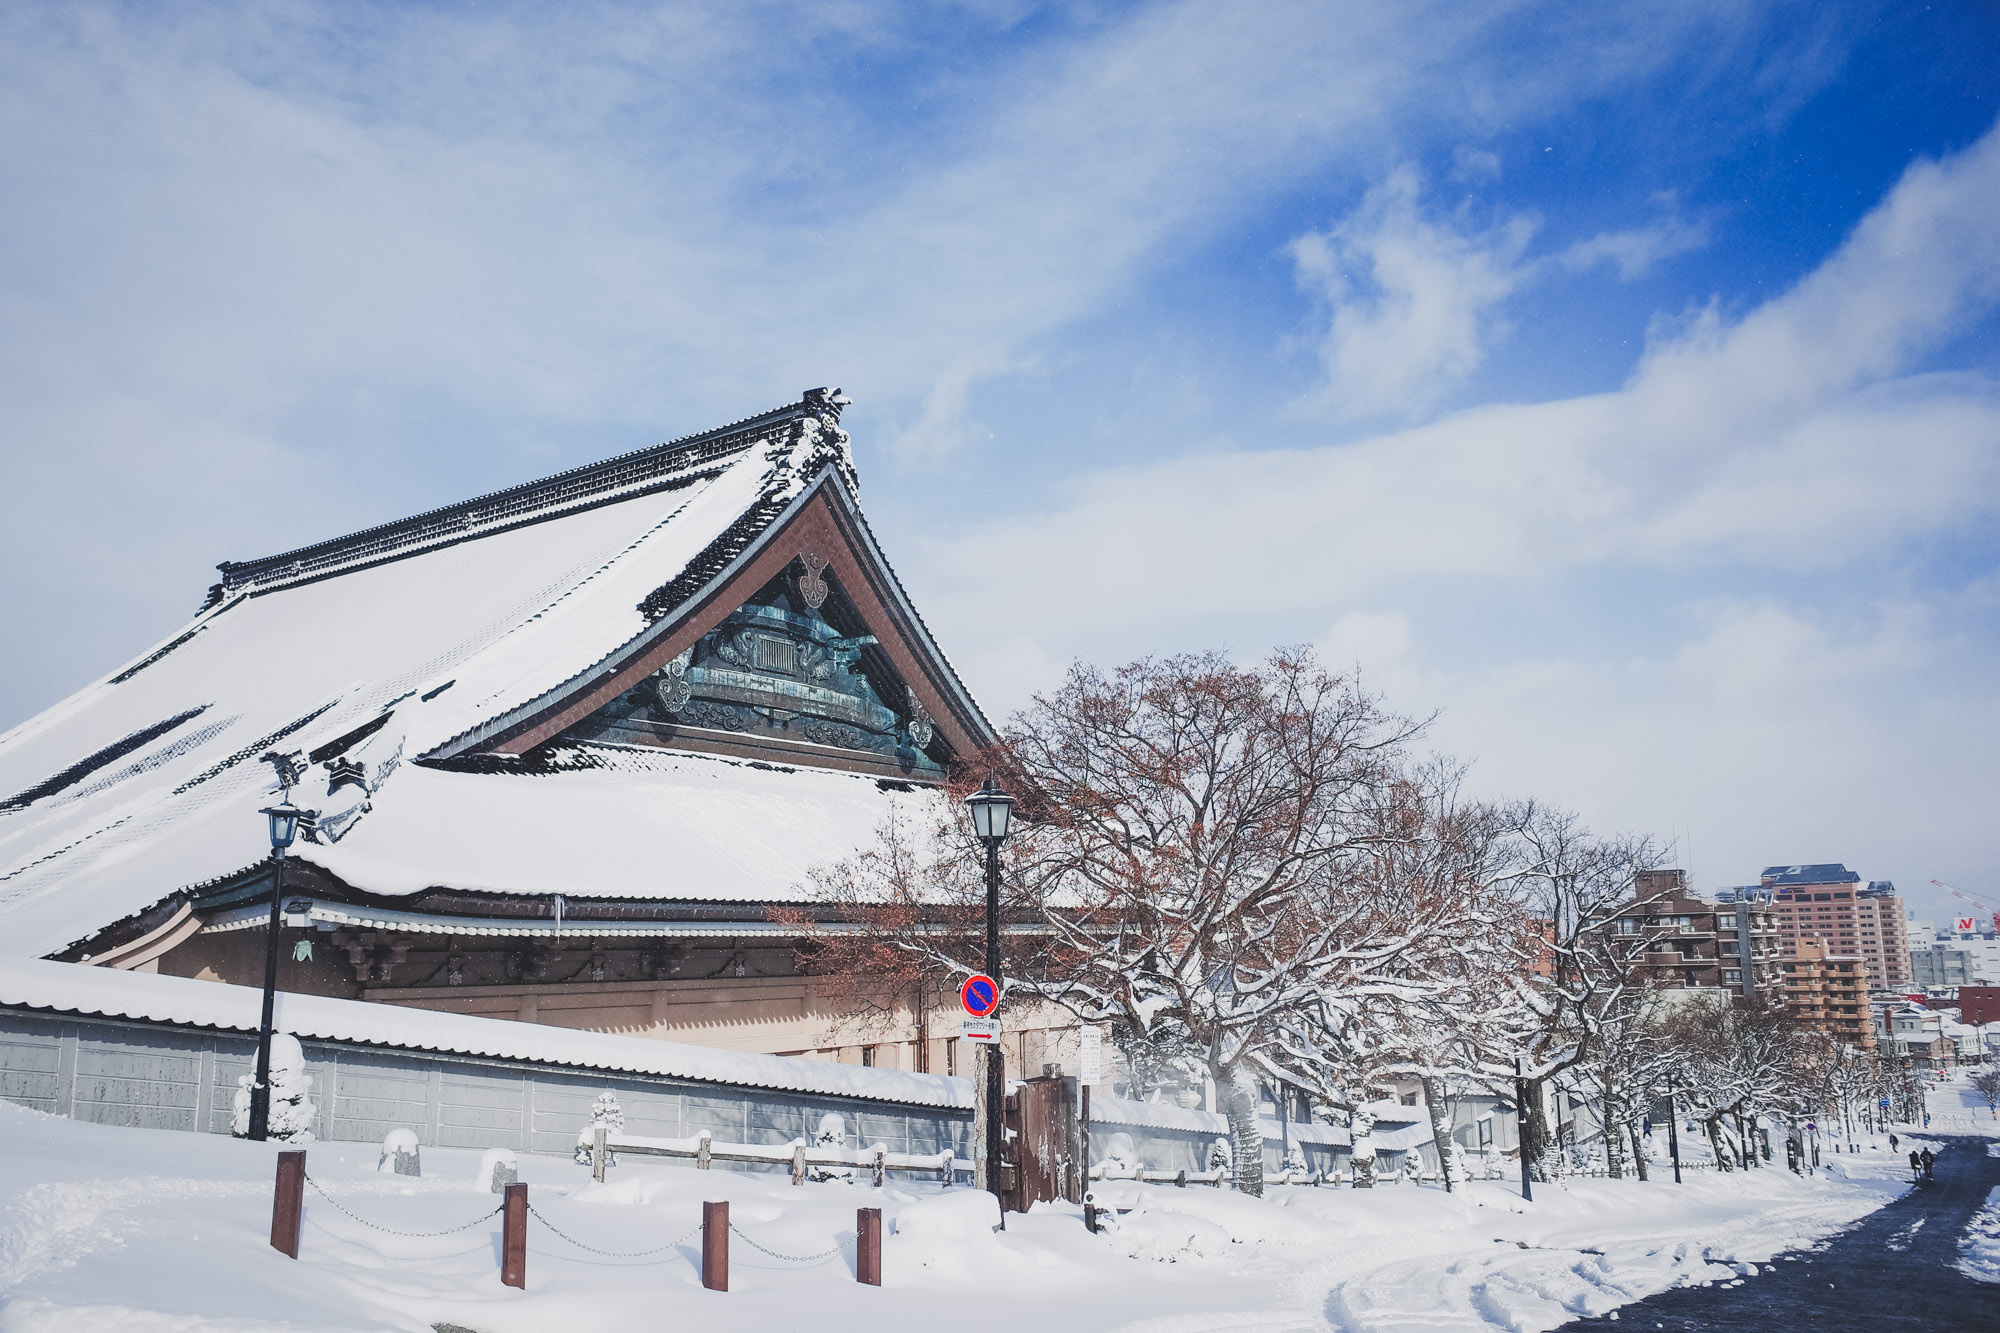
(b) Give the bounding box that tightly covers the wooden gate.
[1002,1074,1082,1211]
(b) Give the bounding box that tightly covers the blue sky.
[2,1,1997,924]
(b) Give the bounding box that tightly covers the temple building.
[0,391,1073,1078]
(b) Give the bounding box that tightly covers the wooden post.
[697,1132,712,1171]
[501,1182,527,1289]
[592,1126,608,1183]
[792,1141,807,1186]
[702,1200,729,1292]
[856,1206,881,1285]
[1080,1085,1091,1202]
[270,1150,305,1258]
[872,1146,886,1188]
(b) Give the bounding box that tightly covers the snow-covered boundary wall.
[0,956,969,1160]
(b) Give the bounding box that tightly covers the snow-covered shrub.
[574,1090,625,1164]
[1281,1144,1309,1177]
[230,1033,315,1143]
[811,1111,854,1182]
[1097,1131,1141,1177]
[378,1127,421,1176]
[1206,1137,1233,1173]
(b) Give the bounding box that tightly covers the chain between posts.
[727,1221,844,1264]
[525,1203,702,1259]
[304,1175,503,1238]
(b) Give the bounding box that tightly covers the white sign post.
[1079,1025,1102,1084]
[962,1017,1001,1044]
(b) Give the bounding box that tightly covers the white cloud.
[916,120,2000,652]
[1557,215,1709,280]
[1290,167,1539,419]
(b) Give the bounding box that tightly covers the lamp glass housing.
[965,779,1014,842]
[263,802,301,850]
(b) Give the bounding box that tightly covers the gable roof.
[0,391,991,960]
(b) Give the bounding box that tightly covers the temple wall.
[151,927,1090,1084]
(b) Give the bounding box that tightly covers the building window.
[1724,969,1742,984]
[1718,914,1736,930]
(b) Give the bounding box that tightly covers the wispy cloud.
[1290,167,1539,420]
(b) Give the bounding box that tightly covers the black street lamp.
[965,777,1014,1214]
[247,795,305,1142]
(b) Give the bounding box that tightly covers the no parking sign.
[960,973,1001,1042]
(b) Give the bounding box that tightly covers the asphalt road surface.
[1555,1136,1999,1332]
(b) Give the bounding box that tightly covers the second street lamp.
[247,795,306,1142]
[964,777,1014,1215]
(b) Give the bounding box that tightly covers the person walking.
[1920,1147,1935,1182]
[1909,1149,1922,1180]
[1889,1133,1899,1152]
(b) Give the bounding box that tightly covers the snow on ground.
[0,1100,1923,1333]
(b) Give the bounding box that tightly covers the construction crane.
[1931,878,1997,934]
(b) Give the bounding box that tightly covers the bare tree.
[1491,802,1665,1181]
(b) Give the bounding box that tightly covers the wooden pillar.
[856,1206,881,1285]
[702,1200,728,1292]
[270,1150,305,1258]
[592,1126,609,1183]
[501,1182,527,1288]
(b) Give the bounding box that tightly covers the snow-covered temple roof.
[0,390,993,960]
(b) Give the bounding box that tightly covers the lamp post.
[965,777,1015,1217]
[247,796,304,1142]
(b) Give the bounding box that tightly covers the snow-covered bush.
[230,1033,315,1143]
[574,1090,625,1164]
[1097,1131,1141,1177]
[811,1111,854,1182]
[1206,1137,1233,1173]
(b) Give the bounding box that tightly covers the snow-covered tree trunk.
[1627,1117,1649,1181]
[1520,1077,1553,1182]
[1420,1075,1457,1193]
[1219,1064,1265,1197]
[1602,1087,1628,1179]
[1350,1104,1377,1187]
[1705,1115,1732,1171]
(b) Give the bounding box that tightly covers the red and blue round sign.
[960,973,1000,1017]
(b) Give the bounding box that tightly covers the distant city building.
[1780,938,1874,1048]
[1911,942,1977,988]
[1608,871,1783,997]
[1960,985,2000,1026]
[1759,864,1911,988]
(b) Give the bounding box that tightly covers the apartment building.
[1609,871,1784,997]
[1780,938,1875,1048]
[1760,864,1911,988]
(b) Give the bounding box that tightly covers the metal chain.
[304,1175,503,1238]
[728,1222,842,1264]
[525,1202,701,1259]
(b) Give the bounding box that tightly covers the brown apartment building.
[1759,864,1911,988]
[1781,938,1875,1048]
[1609,870,1785,997]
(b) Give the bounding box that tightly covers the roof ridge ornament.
[764,388,858,501]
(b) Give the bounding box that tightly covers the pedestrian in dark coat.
[1889,1133,1899,1151]
[1920,1147,1935,1181]
[1909,1149,1922,1178]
